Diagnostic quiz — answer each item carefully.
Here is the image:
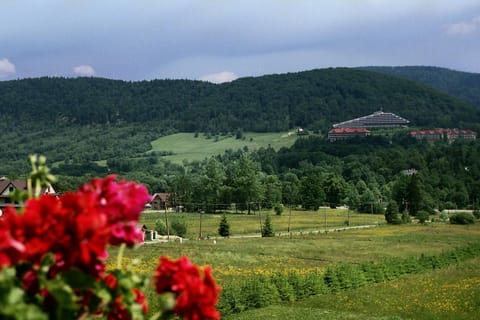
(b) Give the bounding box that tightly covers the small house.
[150,192,172,210]
[0,177,56,208]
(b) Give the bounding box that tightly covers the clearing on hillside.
[149,131,299,164]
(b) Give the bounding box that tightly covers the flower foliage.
[0,156,221,320]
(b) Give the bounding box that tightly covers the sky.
[1,1,480,83]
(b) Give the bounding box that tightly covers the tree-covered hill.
[1,68,479,134]
[361,66,480,109]
[2,67,480,196]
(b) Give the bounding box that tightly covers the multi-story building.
[327,128,371,142]
[410,129,477,142]
[333,111,410,128]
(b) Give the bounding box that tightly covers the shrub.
[274,204,284,216]
[240,277,280,309]
[154,219,168,235]
[473,209,480,220]
[271,274,296,302]
[439,211,449,222]
[385,200,402,224]
[449,212,475,225]
[217,283,245,315]
[401,210,411,224]
[416,210,430,223]
[170,216,188,237]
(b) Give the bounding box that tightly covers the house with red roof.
[410,129,476,142]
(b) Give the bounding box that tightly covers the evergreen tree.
[261,214,275,237]
[218,214,230,237]
[407,174,422,216]
[385,200,402,224]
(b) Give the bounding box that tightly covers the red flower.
[77,175,151,247]
[0,207,26,268]
[133,288,148,314]
[154,256,221,320]
[22,270,40,295]
[103,273,118,290]
[107,297,130,320]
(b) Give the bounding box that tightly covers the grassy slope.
[148,131,298,164]
[228,257,480,320]
[111,223,480,319]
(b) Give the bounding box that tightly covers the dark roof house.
[150,193,172,210]
[0,178,56,208]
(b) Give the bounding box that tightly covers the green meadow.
[148,131,298,164]
[110,212,480,320]
[140,208,380,239]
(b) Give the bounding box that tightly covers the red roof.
[410,129,476,136]
[328,128,370,134]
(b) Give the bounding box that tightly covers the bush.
[274,204,284,216]
[154,219,168,235]
[170,217,188,237]
[450,212,475,225]
[271,274,296,302]
[240,277,280,309]
[385,200,402,224]
[416,210,430,223]
[473,209,480,220]
[439,211,449,222]
[401,211,411,224]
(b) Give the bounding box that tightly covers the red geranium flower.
[154,256,221,320]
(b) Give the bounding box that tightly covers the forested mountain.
[362,66,480,108]
[1,68,479,134]
[1,67,480,214]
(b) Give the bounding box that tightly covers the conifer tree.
[261,214,274,237]
[218,214,230,237]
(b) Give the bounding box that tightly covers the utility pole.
[324,206,327,232]
[258,204,263,235]
[347,205,350,226]
[287,204,292,234]
[199,205,204,239]
[164,205,169,240]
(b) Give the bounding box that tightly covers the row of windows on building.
[327,111,476,142]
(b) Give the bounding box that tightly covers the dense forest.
[1,68,479,132]
[1,67,480,214]
[362,66,480,108]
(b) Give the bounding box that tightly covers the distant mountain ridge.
[361,66,480,108]
[1,67,479,134]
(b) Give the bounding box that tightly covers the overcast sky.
[1,1,480,83]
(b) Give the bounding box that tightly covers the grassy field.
[148,131,298,164]
[108,218,480,319]
[140,208,382,239]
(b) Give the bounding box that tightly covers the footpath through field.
[227,224,378,239]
